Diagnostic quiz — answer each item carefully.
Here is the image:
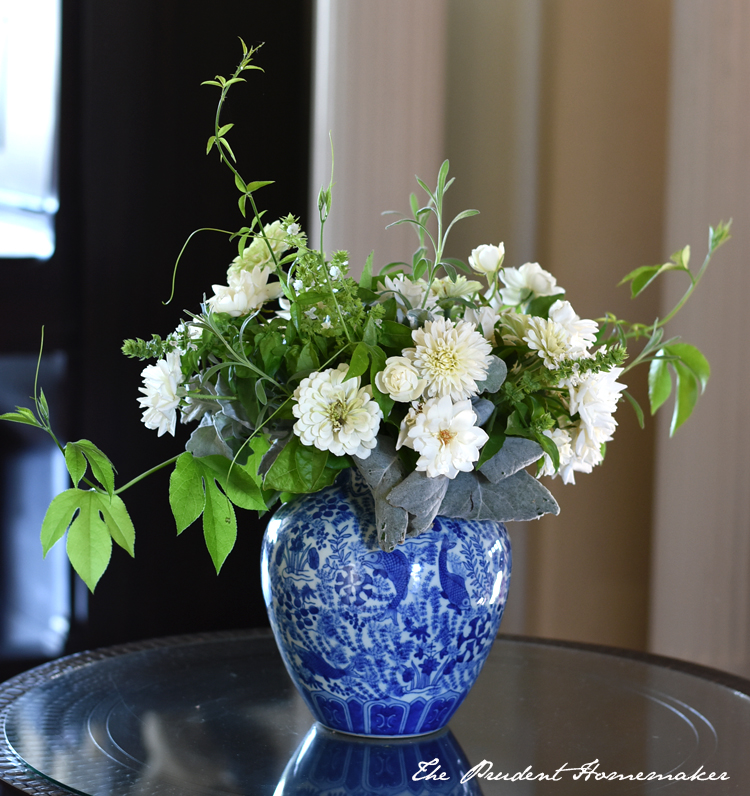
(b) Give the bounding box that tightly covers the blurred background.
[0,0,747,682]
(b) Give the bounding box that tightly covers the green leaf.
[360,251,374,290]
[668,342,710,392]
[476,425,505,469]
[347,342,370,380]
[234,171,246,192]
[96,494,135,556]
[245,180,275,193]
[205,135,216,154]
[413,258,429,280]
[64,444,87,487]
[264,436,335,493]
[669,362,699,437]
[218,122,234,137]
[41,489,83,555]
[69,440,116,497]
[670,361,699,436]
[169,453,206,533]
[534,431,559,473]
[526,293,564,319]
[623,390,645,429]
[362,313,379,346]
[648,356,672,415]
[199,454,267,511]
[202,477,237,574]
[238,194,247,217]
[378,320,413,350]
[0,406,42,427]
[66,495,113,593]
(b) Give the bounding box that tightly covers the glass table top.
[0,631,748,795]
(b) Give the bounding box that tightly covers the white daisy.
[405,316,492,400]
[292,364,382,458]
[137,352,184,437]
[407,396,489,479]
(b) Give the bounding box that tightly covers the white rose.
[375,356,427,402]
[469,243,505,277]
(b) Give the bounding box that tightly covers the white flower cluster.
[539,367,626,484]
[207,221,287,317]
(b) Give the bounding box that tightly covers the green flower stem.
[164,228,237,305]
[113,455,181,496]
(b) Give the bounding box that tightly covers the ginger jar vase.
[260,470,512,737]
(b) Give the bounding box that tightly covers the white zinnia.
[407,396,489,479]
[396,402,423,450]
[523,316,570,370]
[207,266,284,317]
[137,352,184,437]
[469,243,505,277]
[405,316,492,401]
[499,262,564,306]
[292,364,382,458]
[538,424,600,485]
[375,357,426,403]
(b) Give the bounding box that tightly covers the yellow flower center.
[426,343,459,375]
[437,429,456,446]
[327,398,348,431]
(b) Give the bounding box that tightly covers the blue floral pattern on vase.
[275,724,482,795]
[261,470,512,737]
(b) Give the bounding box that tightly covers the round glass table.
[0,631,748,795]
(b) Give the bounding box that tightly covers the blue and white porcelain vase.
[261,470,512,738]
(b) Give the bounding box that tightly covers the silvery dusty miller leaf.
[475,355,507,393]
[439,469,560,522]
[353,437,408,552]
[471,397,495,427]
[387,470,448,537]
[186,418,234,459]
[480,436,544,483]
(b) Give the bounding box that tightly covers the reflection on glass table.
[0,631,749,795]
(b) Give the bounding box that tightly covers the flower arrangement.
[1,42,730,592]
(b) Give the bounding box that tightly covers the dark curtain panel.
[0,0,313,667]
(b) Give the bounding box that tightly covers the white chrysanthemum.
[228,220,289,276]
[469,243,505,277]
[548,300,598,355]
[374,356,426,403]
[499,262,564,306]
[405,316,492,400]
[523,317,570,370]
[407,396,489,479]
[137,352,184,437]
[464,305,501,345]
[292,364,382,458]
[381,274,436,310]
[430,275,483,300]
[207,266,284,317]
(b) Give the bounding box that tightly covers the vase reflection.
[274,723,482,796]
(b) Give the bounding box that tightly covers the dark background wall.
[0,0,313,671]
